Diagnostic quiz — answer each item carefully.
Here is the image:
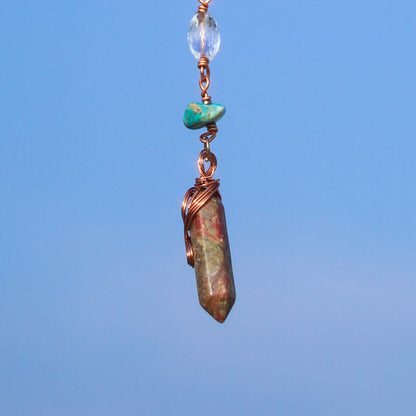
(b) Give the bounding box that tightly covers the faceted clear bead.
[187,13,221,61]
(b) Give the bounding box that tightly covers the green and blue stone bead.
[183,102,226,130]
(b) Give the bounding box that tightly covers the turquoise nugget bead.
[183,102,226,130]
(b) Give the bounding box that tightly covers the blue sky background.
[1,0,415,415]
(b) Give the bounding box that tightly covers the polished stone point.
[183,102,226,130]
[190,196,236,323]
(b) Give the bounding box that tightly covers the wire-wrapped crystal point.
[187,12,221,61]
[190,197,235,323]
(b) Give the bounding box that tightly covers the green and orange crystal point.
[190,197,236,323]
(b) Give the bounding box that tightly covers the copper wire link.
[200,122,218,158]
[198,58,212,104]
[199,122,218,144]
[181,150,221,267]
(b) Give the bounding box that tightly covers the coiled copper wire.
[197,0,211,14]
[182,150,220,267]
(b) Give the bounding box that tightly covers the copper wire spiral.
[181,150,221,267]
[197,0,211,14]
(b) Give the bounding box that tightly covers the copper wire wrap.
[198,58,212,104]
[197,0,211,14]
[181,150,221,267]
[200,122,218,156]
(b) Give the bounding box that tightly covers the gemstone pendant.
[182,1,235,323]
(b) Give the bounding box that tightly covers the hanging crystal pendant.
[187,12,221,61]
[182,1,235,323]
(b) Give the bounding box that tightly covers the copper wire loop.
[181,150,220,267]
[198,58,212,103]
[198,149,217,177]
[199,122,218,144]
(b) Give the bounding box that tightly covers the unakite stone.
[190,196,236,323]
[183,102,226,130]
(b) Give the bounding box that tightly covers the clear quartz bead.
[187,12,221,61]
